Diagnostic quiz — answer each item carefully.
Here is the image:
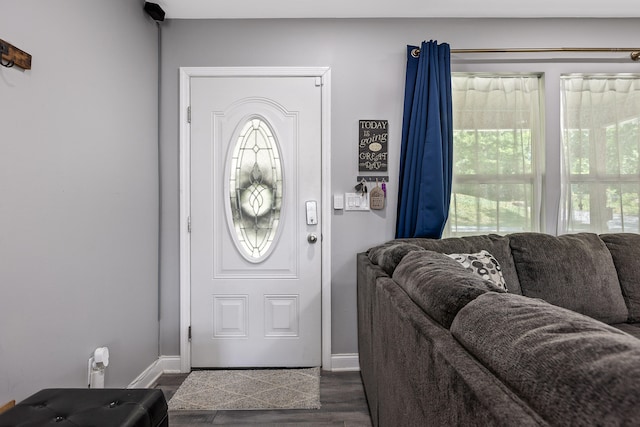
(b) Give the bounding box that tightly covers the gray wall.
[159,18,640,357]
[0,1,159,403]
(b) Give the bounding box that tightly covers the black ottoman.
[0,389,167,427]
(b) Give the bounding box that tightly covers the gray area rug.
[168,367,321,411]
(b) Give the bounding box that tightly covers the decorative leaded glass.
[228,118,283,261]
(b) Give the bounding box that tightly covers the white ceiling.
[159,0,640,19]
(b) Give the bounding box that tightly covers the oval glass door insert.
[228,117,284,262]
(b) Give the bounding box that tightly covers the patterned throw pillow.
[446,250,508,291]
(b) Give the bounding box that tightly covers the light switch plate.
[344,192,370,211]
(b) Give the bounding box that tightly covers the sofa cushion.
[446,250,508,291]
[402,234,522,295]
[600,233,640,322]
[367,242,426,275]
[612,323,640,341]
[392,250,505,329]
[451,292,640,426]
[509,232,628,324]
[369,235,522,294]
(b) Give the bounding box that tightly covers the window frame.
[560,74,640,234]
[449,59,640,236]
[445,72,545,237]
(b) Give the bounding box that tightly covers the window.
[560,75,640,234]
[228,117,283,261]
[446,74,543,236]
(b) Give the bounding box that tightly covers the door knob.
[307,233,318,244]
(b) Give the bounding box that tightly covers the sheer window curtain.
[445,74,543,236]
[560,75,640,234]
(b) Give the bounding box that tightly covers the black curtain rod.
[411,47,640,61]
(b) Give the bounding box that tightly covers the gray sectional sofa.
[357,232,640,427]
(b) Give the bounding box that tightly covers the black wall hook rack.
[357,175,389,183]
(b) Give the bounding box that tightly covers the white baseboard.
[128,356,181,389]
[130,353,358,386]
[157,355,182,373]
[330,353,360,372]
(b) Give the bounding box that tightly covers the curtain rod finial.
[631,51,640,62]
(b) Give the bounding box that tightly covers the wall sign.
[359,120,388,172]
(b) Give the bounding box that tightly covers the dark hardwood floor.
[155,370,373,426]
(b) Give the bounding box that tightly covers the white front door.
[189,75,323,368]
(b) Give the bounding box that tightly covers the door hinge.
[187,216,191,233]
[188,326,192,340]
[187,106,191,123]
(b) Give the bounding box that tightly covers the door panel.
[190,76,322,367]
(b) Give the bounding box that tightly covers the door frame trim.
[178,67,332,372]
